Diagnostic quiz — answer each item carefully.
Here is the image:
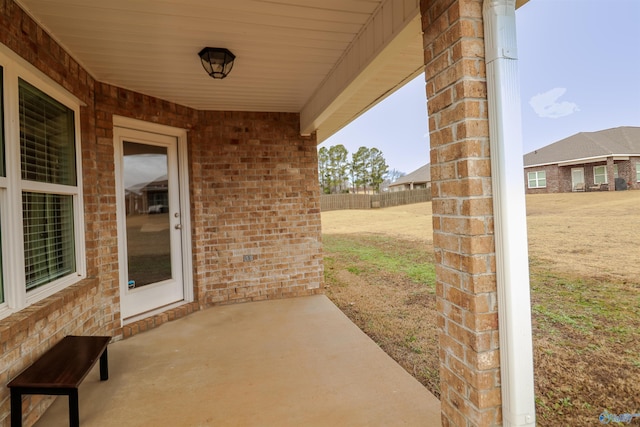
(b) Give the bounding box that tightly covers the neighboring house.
[524,127,640,194]
[388,163,431,191]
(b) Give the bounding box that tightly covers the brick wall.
[422,0,502,425]
[525,158,640,194]
[618,160,632,188]
[620,158,639,189]
[558,166,573,192]
[0,3,112,425]
[93,85,323,309]
[0,1,324,425]
[190,111,323,305]
[0,280,105,425]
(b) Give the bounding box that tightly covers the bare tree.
[387,168,406,183]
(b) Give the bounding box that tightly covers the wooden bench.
[7,336,111,427]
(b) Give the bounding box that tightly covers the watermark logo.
[599,410,640,424]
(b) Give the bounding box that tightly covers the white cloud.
[529,88,579,119]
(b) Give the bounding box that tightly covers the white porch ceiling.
[15,0,529,143]
[15,0,424,142]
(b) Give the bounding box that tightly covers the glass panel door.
[115,128,184,320]
[124,142,171,287]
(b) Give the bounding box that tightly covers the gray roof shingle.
[389,163,431,187]
[524,126,640,167]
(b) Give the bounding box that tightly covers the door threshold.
[123,300,188,326]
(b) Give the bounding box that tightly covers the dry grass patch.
[526,191,640,281]
[321,191,640,426]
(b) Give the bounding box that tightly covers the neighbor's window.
[637,162,640,182]
[528,171,546,188]
[594,166,607,184]
[0,53,84,319]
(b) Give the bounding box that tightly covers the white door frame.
[571,167,585,191]
[113,116,193,324]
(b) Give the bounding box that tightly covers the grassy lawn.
[529,268,640,424]
[321,192,640,426]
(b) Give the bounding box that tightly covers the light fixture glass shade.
[198,47,236,79]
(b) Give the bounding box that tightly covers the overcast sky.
[319,0,640,175]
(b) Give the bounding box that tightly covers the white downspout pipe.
[483,1,536,426]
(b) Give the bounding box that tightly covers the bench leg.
[10,391,22,427]
[100,347,109,381]
[69,389,80,427]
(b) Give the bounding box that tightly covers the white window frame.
[637,162,640,183]
[527,170,546,189]
[0,45,86,320]
[593,165,607,184]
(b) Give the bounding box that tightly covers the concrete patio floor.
[35,295,441,426]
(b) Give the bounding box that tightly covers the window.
[20,80,77,291]
[23,193,76,290]
[19,80,76,185]
[594,166,607,184]
[528,171,546,188]
[0,47,84,319]
[637,162,640,182]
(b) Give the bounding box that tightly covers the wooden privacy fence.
[320,188,431,211]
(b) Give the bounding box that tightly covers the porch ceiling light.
[198,47,236,79]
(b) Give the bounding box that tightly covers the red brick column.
[421,0,501,425]
[607,157,615,191]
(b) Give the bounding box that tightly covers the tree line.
[318,145,403,194]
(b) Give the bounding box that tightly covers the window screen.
[22,192,75,290]
[19,79,78,291]
[19,78,76,185]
